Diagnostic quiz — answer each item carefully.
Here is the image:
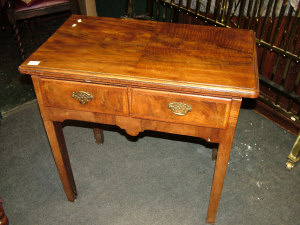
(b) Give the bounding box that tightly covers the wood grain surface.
[39,78,129,115]
[132,88,231,128]
[19,15,259,98]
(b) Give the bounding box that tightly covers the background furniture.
[0,198,9,225]
[286,132,300,169]
[4,0,80,60]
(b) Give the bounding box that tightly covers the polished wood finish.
[132,88,231,128]
[20,16,258,98]
[0,198,9,225]
[39,79,129,115]
[19,15,259,224]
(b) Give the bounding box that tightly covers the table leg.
[43,121,77,201]
[206,128,235,223]
[93,128,104,145]
[31,77,77,201]
[206,99,241,224]
[211,148,218,160]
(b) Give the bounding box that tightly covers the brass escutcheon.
[72,91,93,104]
[168,102,192,116]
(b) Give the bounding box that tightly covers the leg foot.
[286,161,294,170]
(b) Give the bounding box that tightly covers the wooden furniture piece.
[4,0,80,60]
[19,15,259,224]
[0,198,9,225]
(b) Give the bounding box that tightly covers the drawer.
[39,79,129,115]
[132,89,231,128]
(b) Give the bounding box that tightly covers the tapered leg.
[206,128,235,223]
[44,121,77,201]
[31,77,77,201]
[206,99,241,224]
[93,128,104,145]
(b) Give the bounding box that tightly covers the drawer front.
[132,89,231,128]
[40,79,129,115]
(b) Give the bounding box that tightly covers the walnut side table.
[19,15,259,224]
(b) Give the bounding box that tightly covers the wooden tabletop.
[19,15,259,98]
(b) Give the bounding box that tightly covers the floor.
[0,100,299,225]
[0,10,299,225]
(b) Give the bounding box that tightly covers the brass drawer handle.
[168,102,192,116]
[72,91,93,104]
